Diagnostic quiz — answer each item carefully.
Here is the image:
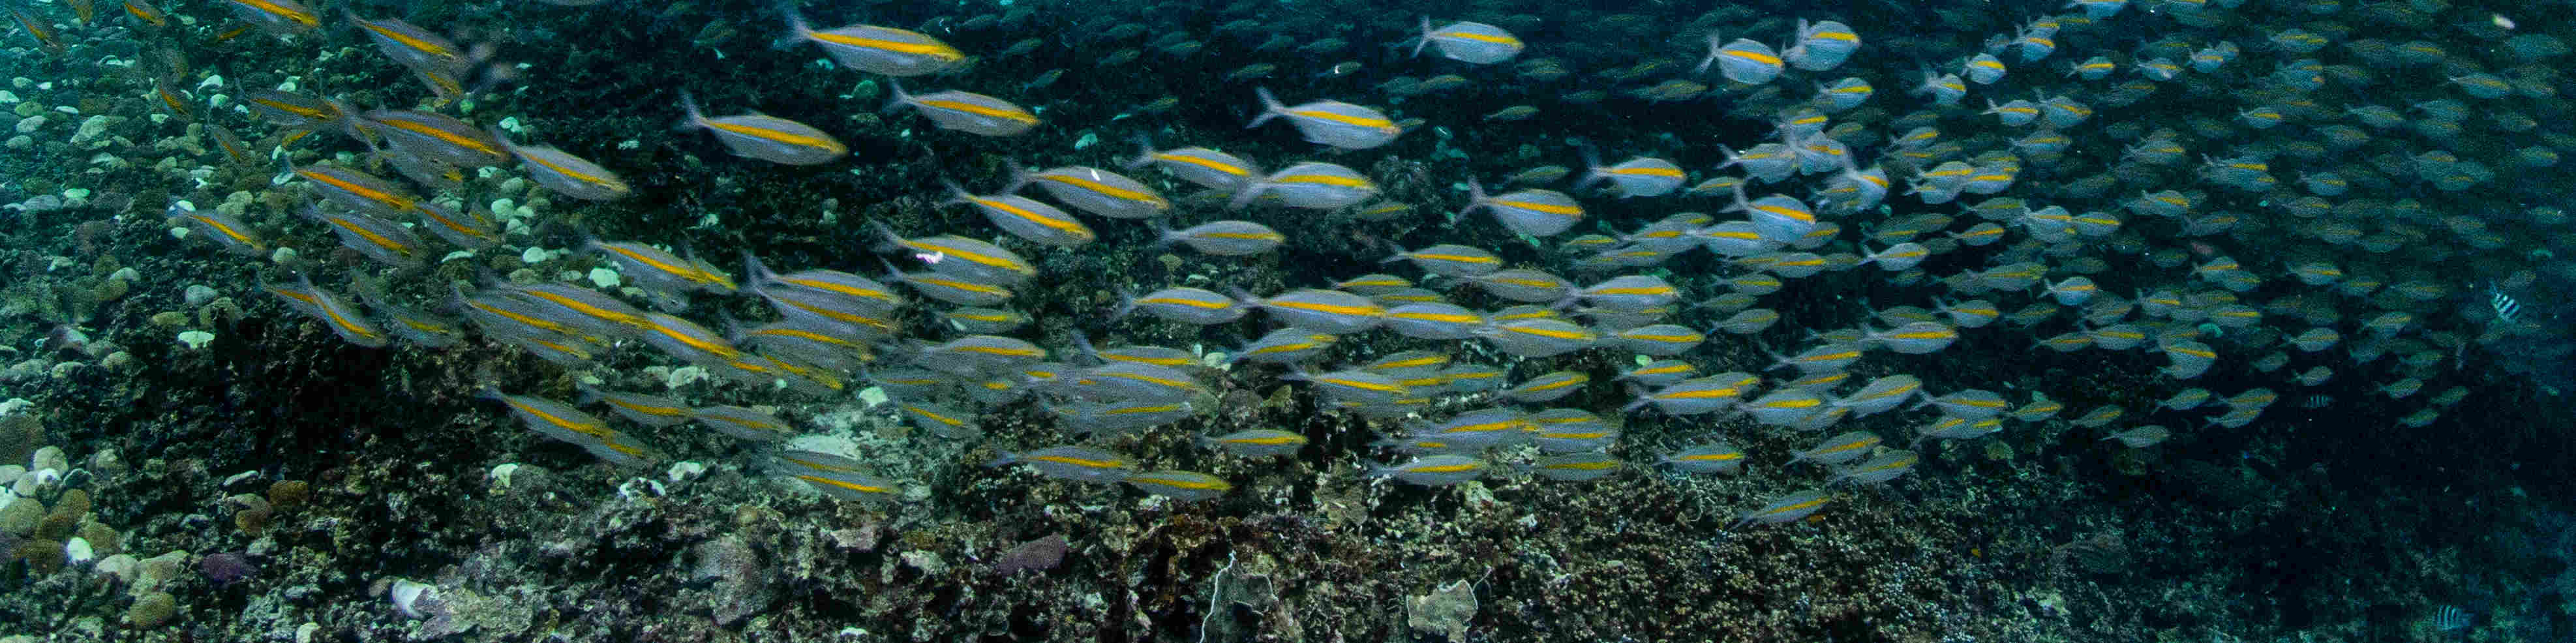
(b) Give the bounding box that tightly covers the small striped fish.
[2490,282,2523,323]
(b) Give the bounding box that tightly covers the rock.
[0,498,40,536]
[70,115,118,145]
[689,535,772,626]
[27,445,63,475]
[132,550,188,597]
[125,591,177,628]
[1406,579,1477,643]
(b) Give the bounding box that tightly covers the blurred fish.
[294,203,426,269]
[481,389,660,467]
[771,451,899,501]
[272,275,389,348]
[1662,441,1747,474]
[988,446,1138,484]
[241,89,352,136]
[1735,489,1830,528]
[172,203,267,257]
[1370,455,1489,486]
[347,12,465,80]
[1199,429,1307,458]
[1121,470,1232,500]
[224,0,318,36]
[579,386,694,428]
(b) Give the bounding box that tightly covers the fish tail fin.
[1245,86,1283,128]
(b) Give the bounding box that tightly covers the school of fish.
[26,0,2568,530]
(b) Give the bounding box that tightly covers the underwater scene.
[1,0,2573,640]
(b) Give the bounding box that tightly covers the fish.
[347,12,465,79]
[676,93,847,165]
[1963,53,2008,84]
[1611,324,1706,356]
[943,180,1093,247]
[909,335,1046,375]
[2102,426,2172,449]
[890,82,1040,136]
[770,451,900,501]
[1382,243,1502,277]
[1791,431,1885,467]
[1742,389,1830,426]
[293,164,432,221]
[1121,470,1232,501]
[1735,489,1831,528]
[1382,303,1485,340]
[1787,19,1860,70]
[988,445,1137,484]
[172,203,268,257]
[1235,288,1383,335]
[1696,34,1783,84]
[481,389,661,467]
[1124,142,1259,192]
[1157,220,1283,256]
[1474,318,1595,357]
[295,204,427,269]
[1661,441,1747,475]
[1226,329,1339,365]
[577,386,693,428]
[224,0,318,36]
[1528,409,1617,452]
[1198,429,1307,458]
[1116,286,1247,325]
[785,10,962,76]
[1829,451,1919,486]
[1576,155,1686,198]
[590,239,737,298]
[638,312,746,368]
[1369,455,1489,486]
[1018,165,1168,219]
[2491,284,2524,323]
[1285,368,1412,406]
[271,275,390,348]
[1458,181,1584,237]
[1246,87,1402,150]
[496,132,629,201]
[689,405,795,441]
[1228,162,1378,210]
[1500,371,1589,404]
[881,260,1014,307]
[1866,322,1958,354]
[362,110,508,168]
[1413,18,1523,65]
